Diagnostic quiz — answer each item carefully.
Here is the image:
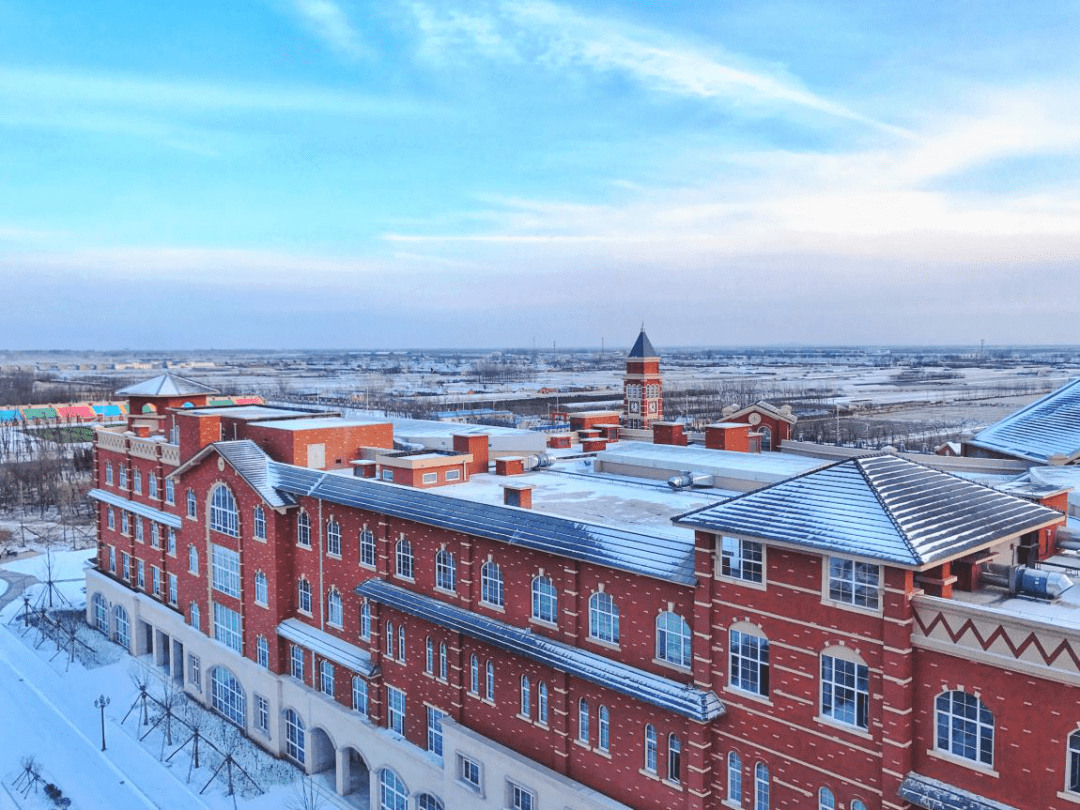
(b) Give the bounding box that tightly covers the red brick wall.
[242,422,393,469]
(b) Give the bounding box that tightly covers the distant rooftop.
[115,373,219,398]
[968,376,1080,464]
[185,405,320,421]
[597,441,823,483]
[251,417,388,432]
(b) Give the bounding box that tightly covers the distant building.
[622,328,663,429]
[721,401,797,451]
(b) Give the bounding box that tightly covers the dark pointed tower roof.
[627,329,657,359]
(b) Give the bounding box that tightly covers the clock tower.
[623,327,663,429]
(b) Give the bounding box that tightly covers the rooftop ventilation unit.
[667,471,713,490]
[981,563,1073,600]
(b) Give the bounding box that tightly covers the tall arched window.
[755,763,770,810]
[91,593,108,633]
[326,519,342,556]
[668,734,682,783]
[148,472,158,498]
[485,661,495,700]
[253,505,266,539]
[644,724,658,773]
[398,626,405,661]
[439,642,447,681]
[360,527,375,567]
[296,512,311,547]
[578,698,590,743]
[360,600,371,639]
[821,649,868,729]
[936,690,994,766]
[425,637,434,674]
[520,675,531,717]
[396,538,414,579]
[481,560,504,607]
[531,575,558,623]
[435,548,456,591]
[728,751,742,803]
[379,769,408,810]
[731,626,770,696]
[656,611,691,667]
[327,589,343,627]
[208,485,238,536]
[297,578,312,613]
[851,802,867,810]
[210,667,246,726]
[759,425,773,452]
[285,709,305,763]
[415,796,444,810]
[818,787,835,810]
[256,635,269,668]
[589,591,619,644]
[113,604,130,648]
[538,682,549,725]
[385,621,394,659]
[254,571,268,605]
[598,705,610,752]
[190,601,200,632]
[470,654,479,694]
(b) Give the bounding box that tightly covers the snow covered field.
[0,552,325,810]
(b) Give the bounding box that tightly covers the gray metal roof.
[898,773,1018,810]
[627,329,657,358]
[88,489,183,529]
[115,373,219,397]
[214,441,296,508]
[968,376,1080,463]
[277,618,377,677]
[269,463,697,584]
[675,454,1063,567]
[357,579,723,722]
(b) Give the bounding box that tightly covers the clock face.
[748,413,762,425]
[648,402,657,413]
[629,401,640,412]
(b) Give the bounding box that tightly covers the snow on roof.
[899,772,1018,810]
[727,401,797,425]
[627,329,657,358]
[88,488,183,529]
[968,376,1080,463]
[270,462,698,584]
[597,441,823,483]
[358,579,723,721]
[675,454,1064,567]
[185,405,316,421]
[214,440,296,508]
[277,618,376,677]
[389,416,535,439]
[115,373,219,397]
[251,417,389,432]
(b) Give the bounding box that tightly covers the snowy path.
[0,619,213,810]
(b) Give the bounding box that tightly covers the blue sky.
[3,1,1080,349]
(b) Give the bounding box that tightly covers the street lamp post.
[94,695,110,751]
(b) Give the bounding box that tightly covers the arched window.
[253,505,266,540]
[105,460,113,485]
[352,676,368,716]
[165,476,175,504]
[470,654,479,694]
[936,690,994,766]
[188,545,199,574]
[589,591,619,644]
[578,698,590,744]
[91,593,108,633]
[731,626,770,696]
[320,660,334,696]
[415,795,444,810]
[435,548,456,591]
[728,751,742,803]
[385,621,394,659]
[395,538,414,579]
[113,604,130,648]
[851,802,867,810]
[190,601,200,631]
[481,560,504,608]
[285,709,305,763]
[210,667,246,726]
[148,472,158,498]
[538,682,549,725]
[254,571,268,605]
[668,734,681,783]
[327,589,343,627]
[186,488,196,517]
[208,486,238,535]
[133,469,142,494]
[398,626,405,661]
[297,578,312,613]
[644,724,658,773]
[1068,730,1080,794]
[360,600,371,639]
[296,512,311,547]
[425,637,434,674]
[256,636,269,668]
[531,575,557,623]
[520,675,531,717]
[656,611,691,668]
[485,661,495,700]
[821,649,869,729]
[360,527,375,567]
[755,763,770,810]
[379,769,408,810]
[598,706,610,752]
[818,787,835,810]
[439,642,447,681]
[326,519,341,556]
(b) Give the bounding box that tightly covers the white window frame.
[360,527,376,567]
[821,652,869,729]
[531,574,557,624]
[656,611,691,668]
[730,627,770,697]
[212,602,243,653]
[719,535,764,584]
[481,560,504,608]
[827,557,881,611]
[253,505,266,540]
[387,685,406,735]
[326,519,341,556]
[211,543,241,598]
[458,754,482,793]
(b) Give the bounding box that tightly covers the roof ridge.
[853,455,921,564]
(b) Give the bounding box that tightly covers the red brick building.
[623,328,663,430]
[86,373,1079,810]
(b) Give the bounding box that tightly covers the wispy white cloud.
[405,0,908,136]
[278,0,371,61]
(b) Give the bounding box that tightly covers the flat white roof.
[597,441,824,482]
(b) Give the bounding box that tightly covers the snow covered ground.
[0,554,331,810]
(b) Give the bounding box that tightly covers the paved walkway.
[0,569,37,613]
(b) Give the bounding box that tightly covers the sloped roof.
[277,619,376,677]
[727,401,797,425]
[898,773,1018,810]
[358,579,723,721]
[269,462,696,584]
[968,377,1080,463]
[88,489,183,529]
[115,373,219,398]
[169,440,295,508]
[675,454,1063,567]
[627,329,657,358]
